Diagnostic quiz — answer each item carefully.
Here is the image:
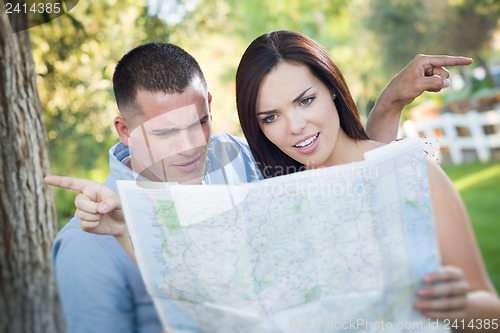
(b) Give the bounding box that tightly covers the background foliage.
[28,0,500,289]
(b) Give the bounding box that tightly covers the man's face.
[126,78,212,184]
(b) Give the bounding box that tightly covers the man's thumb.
[97,202,110,214]
[97,195,120,214]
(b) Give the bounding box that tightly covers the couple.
[46,30,499,333]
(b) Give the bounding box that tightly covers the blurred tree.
[182,0,363,129]
[30,0,237,228]
[30,1,146,227]
[225,0,350,45]
[435,0,500,87]
[0,5,64,333]
[364,0,500,89]
[363,1,430,81]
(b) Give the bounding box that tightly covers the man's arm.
[49,176,163,331]
[53,221,138,332]
[366,54,473,143]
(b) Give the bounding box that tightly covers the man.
[45,43,472,332]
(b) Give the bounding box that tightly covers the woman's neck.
[314,130,383,168]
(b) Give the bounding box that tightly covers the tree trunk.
[0,4,65,333]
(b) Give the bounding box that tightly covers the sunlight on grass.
[452,164,500,192]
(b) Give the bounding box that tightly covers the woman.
[235,30,500,328]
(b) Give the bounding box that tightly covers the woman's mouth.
[293,133,320,154]
[294,133,319,148]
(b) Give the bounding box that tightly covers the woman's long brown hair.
[236,30,368,178]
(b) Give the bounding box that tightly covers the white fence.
[399,108,500,164]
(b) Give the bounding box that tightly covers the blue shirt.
[53,133,263,333]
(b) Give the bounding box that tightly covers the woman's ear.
[114,117,131,146]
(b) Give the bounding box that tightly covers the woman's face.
[255,61,341,168]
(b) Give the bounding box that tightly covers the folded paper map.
[117,138,447,332]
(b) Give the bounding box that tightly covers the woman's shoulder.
[364,137,440,163]
[354,140,385,158]
[360,140,385,151]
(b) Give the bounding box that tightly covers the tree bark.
[0,4,65,333]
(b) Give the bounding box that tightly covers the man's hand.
[44,175,126,237]
[366,54,473,143]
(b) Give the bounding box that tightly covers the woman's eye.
[299,97,315,106]
[263,114,278,124]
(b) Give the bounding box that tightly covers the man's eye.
[263,114,278,124]
[154,129,176,137]
[299,97,315,107]
[190,117,208,128]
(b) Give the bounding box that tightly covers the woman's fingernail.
[422,274,432,283]
[443,78,450,88]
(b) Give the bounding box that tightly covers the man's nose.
[174,126,206,154]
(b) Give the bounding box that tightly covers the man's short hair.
[113,42,206,116]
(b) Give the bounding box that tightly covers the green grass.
[442,161,500,293]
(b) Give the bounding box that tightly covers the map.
[117,138,447,332]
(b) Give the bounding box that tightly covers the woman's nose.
[287,111,307,135]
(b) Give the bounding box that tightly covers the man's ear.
[207,92,213,121]
[114,117,132,146]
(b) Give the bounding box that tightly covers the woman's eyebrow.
[256,87,313,116]
[292,87,312,103]
[256,110,276,116]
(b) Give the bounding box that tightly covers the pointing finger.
[419,55,473,68]
[44,175,97,193]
